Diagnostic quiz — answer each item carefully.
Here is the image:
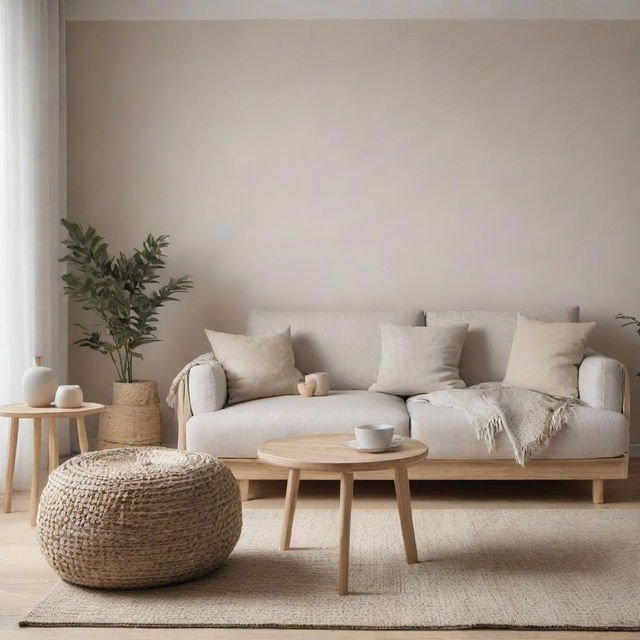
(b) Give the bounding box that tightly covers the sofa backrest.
[426,306,580,386]
[247,309,425,390]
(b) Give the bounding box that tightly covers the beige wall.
[66,20,640,447]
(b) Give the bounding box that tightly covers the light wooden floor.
[2,460,640,640]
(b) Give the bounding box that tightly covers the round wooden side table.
[0,402,106,526]
[257,433,428,595]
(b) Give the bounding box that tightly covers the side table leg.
[337,472,354,596]
[76,416,89,454]
[279,468,300,550]
[394,465,419,564]
[47,418,59,475]
[4,417,19,513]
[30,418,42,527]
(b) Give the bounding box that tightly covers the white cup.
[355,424,395,450]
[305,372,330,396]
[54,384,84,408]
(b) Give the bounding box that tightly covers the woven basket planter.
[37,447,242,589]
[98,381,162,449]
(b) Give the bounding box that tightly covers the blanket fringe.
[420,385,577,466]
[476,413,504,453]
[515,401,575,466]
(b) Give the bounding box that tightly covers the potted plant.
[61,219,192,448]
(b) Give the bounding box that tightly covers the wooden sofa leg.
[592,479,604,504]
[239,479,258,502]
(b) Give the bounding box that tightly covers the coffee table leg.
[47,418,59,475]
[280,468,300,550]
[30,417,42,527]
[337,472,354,596]
[394,465,418,564]
[4,417,19,513]
[76,416,89,454]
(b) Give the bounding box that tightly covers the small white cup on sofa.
[355,424,395,450]
[305,372,330,396]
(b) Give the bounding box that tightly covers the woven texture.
[112,381,160,406]
[98,381,162,448]
[37,447,242,589]
[23,509,640,630]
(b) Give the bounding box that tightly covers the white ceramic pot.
[297,379,316,397]
[22,355,57,407]
[305,372,330,396]
[55,385,84,408]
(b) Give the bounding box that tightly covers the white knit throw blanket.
[166,352,215,408]
[409,383,577,465]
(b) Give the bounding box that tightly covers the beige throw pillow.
[369,323,469,396]
[205,327,303,405]
[503,315,595,398]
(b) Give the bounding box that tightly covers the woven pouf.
[37,447,242,589]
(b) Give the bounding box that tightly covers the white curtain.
[0,0,67,491]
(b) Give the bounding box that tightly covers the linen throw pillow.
[205,327,303,405]
[503,315,595,398]
[369,323,469,396]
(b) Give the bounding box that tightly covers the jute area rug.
[22,509,640,630]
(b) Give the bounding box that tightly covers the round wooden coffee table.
[257,433,428,595]
[0,402,106,526]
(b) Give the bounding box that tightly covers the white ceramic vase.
[22,355,57,407]
[55,385,84,408]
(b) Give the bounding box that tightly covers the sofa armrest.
[188,361,227,415]
[578,354,625,413]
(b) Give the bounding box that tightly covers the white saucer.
[347,435,403,453]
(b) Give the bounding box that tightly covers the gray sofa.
[181,307,629,503]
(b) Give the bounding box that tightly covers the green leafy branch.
[615,313,640,377]
[60,218,193,382]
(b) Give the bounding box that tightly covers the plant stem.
[108,351,122,382]
[123,346,133,383]
[115,347,126,383]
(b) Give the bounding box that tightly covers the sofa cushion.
[426,306,580,386]
[247,309,425,390]
[369,323,468,395]
[187,390,410,458]
[205,327,302,405]
[407,398,628,459]
[503,315,595,398]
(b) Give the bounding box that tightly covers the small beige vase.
[98,380,162,449]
